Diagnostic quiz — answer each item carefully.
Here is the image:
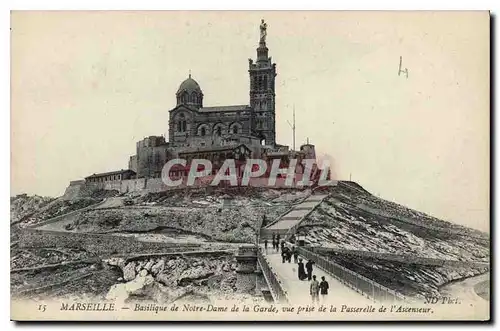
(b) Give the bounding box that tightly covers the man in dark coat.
[319,276,329,303]
[281,247,287,263]
[305,259,315,281]
[297,258,307,280]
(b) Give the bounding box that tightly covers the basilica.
[85,20,316,184]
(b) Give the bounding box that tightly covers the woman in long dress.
[297,258,307,280]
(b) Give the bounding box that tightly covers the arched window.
[201,127,206,136]
[217,127,222,136]
[178,113,187,133]
[263,76,268,90]
[233,126,238,134]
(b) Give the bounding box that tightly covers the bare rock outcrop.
[150,259,165,276]
[122,261,137,281]
[104,257,126,270]
[177,266,214,286]
[105,269,155,303]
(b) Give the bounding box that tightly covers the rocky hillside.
[11,190,119,229]
[55,188,306,243]
[320,251,489,299]
[10,194,55,225]
[11,249,261,304]
[103,254,253,304]
[11,183,489,302]
[297,182,489,299]
[299,182,489,262]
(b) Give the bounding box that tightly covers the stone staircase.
[260,193,329,239]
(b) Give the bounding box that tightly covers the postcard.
[10,11,490,321]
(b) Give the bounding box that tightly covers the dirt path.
[440,272,490,303]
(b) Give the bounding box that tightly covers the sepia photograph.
[9,10,490,321]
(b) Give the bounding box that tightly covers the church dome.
[176,75,202,95]
[176,74,204,108]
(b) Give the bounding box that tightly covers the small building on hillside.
[85,169,136,183]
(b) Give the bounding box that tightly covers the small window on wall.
[233,126,238,134]
[201,127,206,136]
[217,127,222,136]
[177,113,187,133]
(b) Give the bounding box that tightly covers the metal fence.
[294,246,407,303]
[256,247,289,304]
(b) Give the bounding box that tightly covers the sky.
[11,11,490,232]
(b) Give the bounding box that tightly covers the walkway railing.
[256,247,289,304]
[294,245,407,303]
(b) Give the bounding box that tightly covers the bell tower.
[249,19,277,146]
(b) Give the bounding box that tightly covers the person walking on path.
[310,275,320,304]
[281,249,287,263]
[319,276,329,303]
[306,259,315,281]
[264,239,268,254]
[280,240,285,253]
[297,258,307,280]
[293,250,299,263]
